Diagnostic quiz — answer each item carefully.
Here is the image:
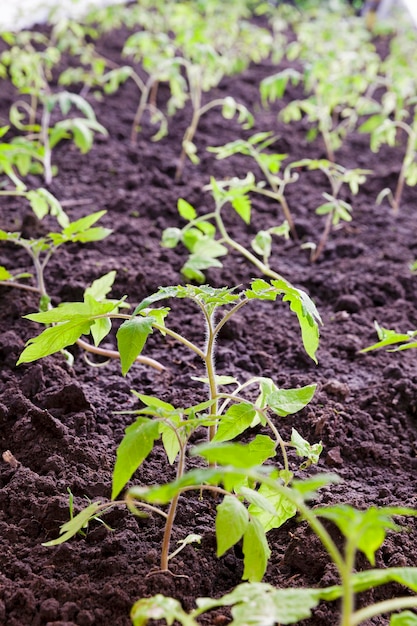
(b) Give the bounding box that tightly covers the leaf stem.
[76,337,165,371]
[351,597,417,625]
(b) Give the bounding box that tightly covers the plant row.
[1,1,417,625]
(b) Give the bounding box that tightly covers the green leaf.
[195,583,321,624]
[133,393,175,412]
[90,317,112,346]
[360,321,416,353]
[216,495,249,557]
[195,435,276,468]
[159,422,180,465]
[24,299,117,324]
[161,227,182,248]
[116,317,154,375]
[231,193,251,224]
[291,428,322,467]
[0,266,12,280]
[257,378,317,416]
[242,517,271,581]
[213,403,256,443]
[246,278,321,362]
[320,567,417,603]
[252,230,272,258]
[42,501,103,546]
[178,198,197,221]
[231,586,319,623]
[391,612,417,626]
[26,188,69,228]
[61,210,107,237]
[84,271,117,301]
[247,482,297,532]
[128,466,255,506]
[358,114,385,134]
[315,505,417,565]
[131,595,197,626]
[17,318,92,364]
[112,417,160,499]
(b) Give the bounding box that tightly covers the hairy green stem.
[41,103,53,186]
[340,536,357,626]
[215,205,284,281]
[160,441,186,571]
[351,597,417,625]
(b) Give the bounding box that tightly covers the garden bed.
[1,4,417,625]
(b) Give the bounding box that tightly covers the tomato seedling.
[20,282,321,577]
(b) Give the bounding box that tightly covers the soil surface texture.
[1,17,417,626]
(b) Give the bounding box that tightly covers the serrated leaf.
[195,435,276,468]
[242,517,271,581]
[131,595,197,626]
[116,317,154,376]
[112,417,160,499]
[291,428,322,467]
[17,318,92,364]
[257,379,317,416]
[84,271,117,301]
[248,482,297,532]
[213,403,256,443]
[42,501,102,546]
[216,495,249,557]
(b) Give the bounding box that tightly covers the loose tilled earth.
[1,16,417,626]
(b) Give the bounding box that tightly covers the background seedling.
[0,211,162,370]
[260,6,379,162]
[292,158,370,261]
[208,132,299,239]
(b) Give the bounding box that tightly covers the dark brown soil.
[1,16,417,626]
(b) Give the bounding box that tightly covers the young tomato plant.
[0,210,161,370]
[130,471,417,626]
[360,321,417,354]
[292,159,370,261]
[19,282,321,577]
[9,91,107,185]
[260,8,379,162]
[162,175,294,284]
[359,103,417,214]
[208,132,299,239]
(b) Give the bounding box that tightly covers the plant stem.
[351,596,417,625]
[392,122,416,214]
[160,441,186,571]
[41,102,53,186]
[76,337,165,371]
[215,205,285,281]
[0,281,40,293]
[339,537,357,626]
[311,211,332,262]
[254,153,298,241]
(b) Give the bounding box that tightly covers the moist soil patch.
[1,19,417,626]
